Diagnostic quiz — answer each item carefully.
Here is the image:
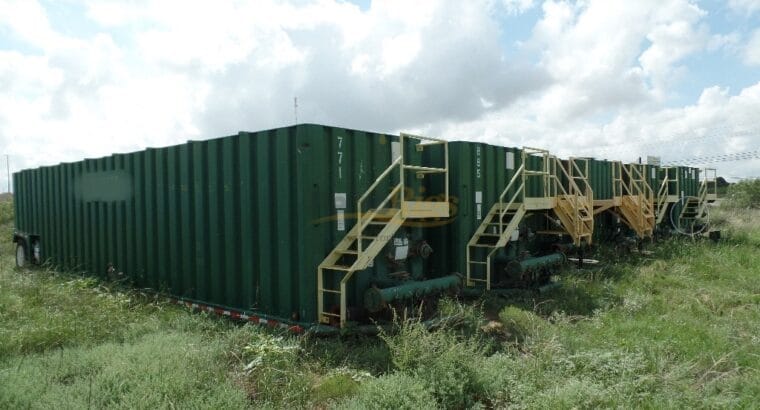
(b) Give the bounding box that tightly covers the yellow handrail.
[620,164,654,231]
[356,157,402,254]
[612,161,623,198]
[570,158,594,235]
[399,133,450,206]
[548,156,590,234]
[358,157,402,205]
[356,133,449,255]
[570,158,593,204]
[621,165,640,227]
[656,175,669,218]
[497,164,526,234]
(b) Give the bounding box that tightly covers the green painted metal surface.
[643,164,661,194]
[363,274,460,312]
[587,158,615,200]
[681,166,700,197]
[663,166,700,197]
[425,141,524,277]
[12,124,446,325]
[504,253,566,276]
[12,122,705,326]
[424,141,557,280]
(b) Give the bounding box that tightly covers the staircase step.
[491,208,516,214]
[536,230,568,235]
[349,235,378,240]
[469,261,488,264]
[338,250,358,255]
[471,244,498,248]
[323,264,353,271]
[322,289,341,294]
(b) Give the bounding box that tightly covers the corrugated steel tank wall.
[664,167,678,196]
[663,166,700,197]
[681,167,700,196]
[644,164,661,194]
[12,124,446,323]
[587,158,614,200]
[425,142,524,276]
[12,122,707,325]
[424,142,559,277]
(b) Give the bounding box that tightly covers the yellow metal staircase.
[465,149,593,289]
[317,133,449,327]
[655,166,679,225]
[465,162,528,289]
[677,168,717,228]
[616,163,655,238]
[702,168,718,203]
[553,157,594,244]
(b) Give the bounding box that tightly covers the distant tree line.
[723,179,760,208]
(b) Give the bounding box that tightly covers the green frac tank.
[12,124,452,329]
[424,141,571,287]
[11,122,713,330]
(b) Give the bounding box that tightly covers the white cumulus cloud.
[0,0,758,190]
[744,28,760,65]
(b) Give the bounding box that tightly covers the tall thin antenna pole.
[5,154,9,194]
[294,97,298,125]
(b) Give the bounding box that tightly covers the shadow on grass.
[302,335,392,375]
[482,281,622,321]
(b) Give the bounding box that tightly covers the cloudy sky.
[1,0,759,191]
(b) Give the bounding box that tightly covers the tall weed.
[378,312,485,408]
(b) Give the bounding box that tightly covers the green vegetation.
[0,198,13,245]
[723,178,760,209]
[1,201,758,408]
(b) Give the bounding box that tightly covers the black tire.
[15,243,26,268]
[31,240,41,265]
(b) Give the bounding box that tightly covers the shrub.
[239,331,313,406]
[312,372,359,403]
[498,306,546,343]
[336,373,436,410]
[0,200,13,225]
[724,179,760,209]
[379,315,484,408]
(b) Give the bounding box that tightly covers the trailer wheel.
[31,240,41,264]
[15,243,26,268]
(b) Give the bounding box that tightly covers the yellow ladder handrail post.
[498,163,526,236]
[569,157,594,240]
[399,133,405,205]
[444,141,449,206]
[356,156,403,255]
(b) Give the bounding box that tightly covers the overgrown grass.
[0,198,14,254]
[1,202,759,408]
[722,179,760,209]
[710,206,760,246]
[333,208,760,408]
